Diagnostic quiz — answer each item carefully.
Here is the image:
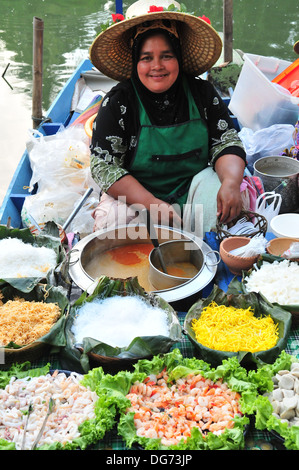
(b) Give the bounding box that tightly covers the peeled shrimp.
[126,370,242,446]
[0,372,98,450]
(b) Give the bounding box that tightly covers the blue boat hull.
[0,58,94,228]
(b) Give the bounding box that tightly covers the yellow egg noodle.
[0,295,61,346]
[191,301,279,352]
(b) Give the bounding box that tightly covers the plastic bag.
[229,234,267,257]
[255,192,282,225]
[21,189,99,236]
[26,126,93,193]
[282,242,299,259]
[239,124,295,173]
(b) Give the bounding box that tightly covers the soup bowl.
[149,239,219,290]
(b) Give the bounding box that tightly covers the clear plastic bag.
[283,242,299,259]
[21,189,99,236]
[239,124,295,172]
[229,234,267,257]
[26,125,92,193]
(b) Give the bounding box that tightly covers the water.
[1,0,298,204]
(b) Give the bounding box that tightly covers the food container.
[149,239,219,290]
[242,256,299,327]
[229,53,299,131]
[183,285,292,367]
[270,213,299,238]
[0,283,69,366]
[219,236,260,276]
[272,58,299,97]
[68,224,218,309]
[253,156,299,213]
[267,237,299,259]
[62,276,182,373]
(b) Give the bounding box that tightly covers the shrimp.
[125,369,242,446]
[0,372,98,450]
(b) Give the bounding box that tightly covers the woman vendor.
[89,0,252,236]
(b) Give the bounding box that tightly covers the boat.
[0,58,96,228]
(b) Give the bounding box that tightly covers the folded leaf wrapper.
[184,284,292,367]
[0,222,69,293]
[61,276,182,373]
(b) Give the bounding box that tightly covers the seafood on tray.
[126,368,242,446]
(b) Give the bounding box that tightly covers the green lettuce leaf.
[103,349,259,450]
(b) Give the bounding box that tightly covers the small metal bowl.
[149,239,219,291]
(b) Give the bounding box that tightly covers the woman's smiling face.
[137,33,179,93]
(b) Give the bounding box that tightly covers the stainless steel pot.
[253,155,299,213]
[68,224,219,306]
[149,239,219,290]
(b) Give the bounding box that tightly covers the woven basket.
[76,346,151,373]
[216,210,268,242]
[1,342,50,368]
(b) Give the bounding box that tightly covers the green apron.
[129,77,209,209]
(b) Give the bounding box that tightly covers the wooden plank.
[32,17,44,129]
[223,0,233,63]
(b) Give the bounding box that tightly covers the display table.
[3,231,296,451]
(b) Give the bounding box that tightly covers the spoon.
[141,209,168,274]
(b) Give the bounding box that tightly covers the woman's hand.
[107,175,182,227]
[216,178,243,224]
[214,154,246,224]
[147,198,182,228]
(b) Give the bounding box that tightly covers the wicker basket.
[1,342,50,368]
[216,210,268,242]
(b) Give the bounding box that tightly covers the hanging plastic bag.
[254,192,282,225]
[26,126,92,193]
[239,124,295,172]
[21,189,99,236]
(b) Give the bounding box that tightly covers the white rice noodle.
[72,295,170,348]
[245,260,299,305]
[0,237,57,278]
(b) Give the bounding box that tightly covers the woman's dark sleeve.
[90,86,132,192]
[189,76,246,166]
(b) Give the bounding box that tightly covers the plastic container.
[272,58,299,97]
[229,53,299,131]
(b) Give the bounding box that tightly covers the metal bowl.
[149,239,219,290]
[68,224,219,307]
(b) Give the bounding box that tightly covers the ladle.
[141,209,168,273]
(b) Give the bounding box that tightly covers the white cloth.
[183,167,221,237]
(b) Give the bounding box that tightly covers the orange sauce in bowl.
[84,243,198,291]
[84,243,155,291]
[108,243,153,265]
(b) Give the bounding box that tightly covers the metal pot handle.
[68,248,80,267]
[205,249,221,267]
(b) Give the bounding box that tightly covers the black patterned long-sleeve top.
[90,74,246,193]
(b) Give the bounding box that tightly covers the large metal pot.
[253,155,299,213]
[68,224,218,308]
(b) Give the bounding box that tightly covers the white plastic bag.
[255,192,282,225]
[26,126,92,193]
[239,124,295,172]
[282,243,299,259]
[229,234,267,257]
[21,189,99,235]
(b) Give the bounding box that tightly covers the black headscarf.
[130,27,189,125]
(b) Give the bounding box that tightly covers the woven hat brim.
[90,11,223,82]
